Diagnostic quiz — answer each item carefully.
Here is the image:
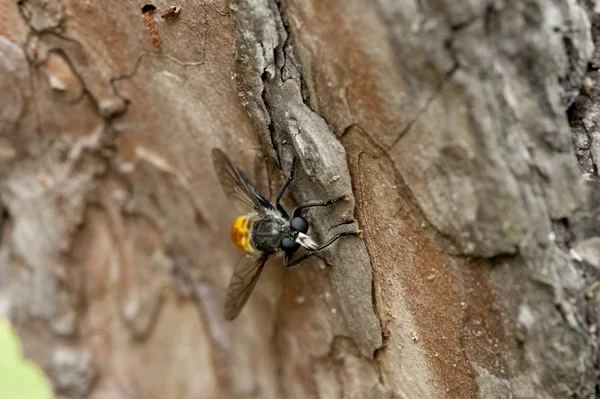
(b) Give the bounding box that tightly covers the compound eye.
[290,216,309,234]
[281,236,300,253]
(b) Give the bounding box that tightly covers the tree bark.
[1,0,598,398]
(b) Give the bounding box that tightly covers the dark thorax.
[250,210,289,254]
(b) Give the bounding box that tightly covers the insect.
[212,148,362,320]
[161,5,180,19]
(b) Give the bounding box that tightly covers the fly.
[212,148,361,320]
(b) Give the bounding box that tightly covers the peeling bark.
[0,0,599,398]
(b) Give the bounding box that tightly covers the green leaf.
[0,316,54,399]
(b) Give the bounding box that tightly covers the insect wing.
[224,253,269,320]
[212,148,264,215]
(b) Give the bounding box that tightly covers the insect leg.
[284,230,361,268]
[312,230,361,251]
[285,251,316,268]
[276,156,296,217]
[292,193,348,218]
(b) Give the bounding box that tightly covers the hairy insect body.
[251,211,289,254]
[231,210,289,254]
[213,148,361,320]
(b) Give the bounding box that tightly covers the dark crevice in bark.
[551,217,576,250]
[41,47,100,108]
[278,26,292,83]
[260,70,281,168]
[30,29,85,51]
[272,0,319,121]
[561,35,581,108]
[342,126,392,364]
[108,53,145,116]
[346,124,472,382]
[450,17,478,33]
[568,89,600,178]
[568,1,600,178]
[564,9,600,391]
[0,208,9,249]
[356,151,386,358]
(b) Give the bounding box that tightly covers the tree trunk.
[1,0,598,398]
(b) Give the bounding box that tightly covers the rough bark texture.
[1,0,599,398]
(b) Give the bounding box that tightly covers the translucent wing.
[224,253,269,320]
[212,148,267,215]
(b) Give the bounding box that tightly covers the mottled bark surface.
[0,0,598,398]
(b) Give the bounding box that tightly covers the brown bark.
[1,0,598,398]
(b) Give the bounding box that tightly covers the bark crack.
[109,51,206,115]
[41,47,100,108]
[387,64,459,150]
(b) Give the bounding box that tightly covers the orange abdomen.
[231,216,251,251]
